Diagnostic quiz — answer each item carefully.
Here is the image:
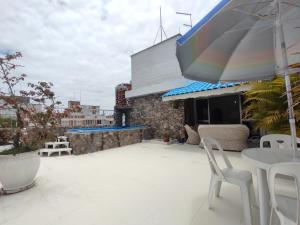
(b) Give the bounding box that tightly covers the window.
[209,95,241,124]
[184,94,241,126]
[196,99,209,124]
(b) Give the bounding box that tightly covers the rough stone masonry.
[129,93,185,139]
[66,127,152,155]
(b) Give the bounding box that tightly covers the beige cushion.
[184,125,200,145]
[198,124,249,151]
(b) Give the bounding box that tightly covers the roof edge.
[131,34,182,57]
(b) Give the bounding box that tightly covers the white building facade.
[125,34,249,139]
[61,101,114,128]
[126,34,190,98]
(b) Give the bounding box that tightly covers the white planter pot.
[0,145,14,152]
[0,149,40,194]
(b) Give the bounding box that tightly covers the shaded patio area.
[0,142,259,225]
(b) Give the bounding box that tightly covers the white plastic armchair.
[260,134,300,151]
[268,163,300,225]
[201,137,255,225]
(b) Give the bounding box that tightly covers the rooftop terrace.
[0,142,260,225]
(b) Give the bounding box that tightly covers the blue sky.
[0,0,220,109]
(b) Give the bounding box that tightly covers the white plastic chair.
[268,163,300,225]
[260,134,300,151]
[201,137,255,225]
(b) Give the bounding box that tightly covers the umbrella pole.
[284,75,298,154]
[277,0,298,156]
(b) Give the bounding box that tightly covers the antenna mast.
[153,6,167,44]
[176,11,193,32]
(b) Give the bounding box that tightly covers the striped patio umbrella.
[176,0,300,153]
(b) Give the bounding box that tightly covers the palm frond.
[244,76,300,134]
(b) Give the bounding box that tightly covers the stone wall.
[66,128,150,155]
[0,127,66,146]
[129,93,185,139]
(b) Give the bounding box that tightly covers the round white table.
[242,148,300,225]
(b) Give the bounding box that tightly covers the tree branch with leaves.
[0,52,26,147]
[0,52,71,154]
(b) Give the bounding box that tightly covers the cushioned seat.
[184,125,200,145]
[198,124,249,151]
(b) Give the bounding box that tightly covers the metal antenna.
[176,11,193,29]
[153,6,167,45]
[160,7,162,42]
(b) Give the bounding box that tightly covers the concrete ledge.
[66,127,153,155]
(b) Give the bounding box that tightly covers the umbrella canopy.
[176,0,300,155]
[177,0,300,82]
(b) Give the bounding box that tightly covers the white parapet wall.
[126,34,190,98]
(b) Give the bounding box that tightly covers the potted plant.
[0,52,63,194]
[162,130,170,143]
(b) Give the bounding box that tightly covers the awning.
[162,81,250,101]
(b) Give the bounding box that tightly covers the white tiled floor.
[0,142,260,225]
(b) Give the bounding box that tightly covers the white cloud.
[0,0,220,109]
